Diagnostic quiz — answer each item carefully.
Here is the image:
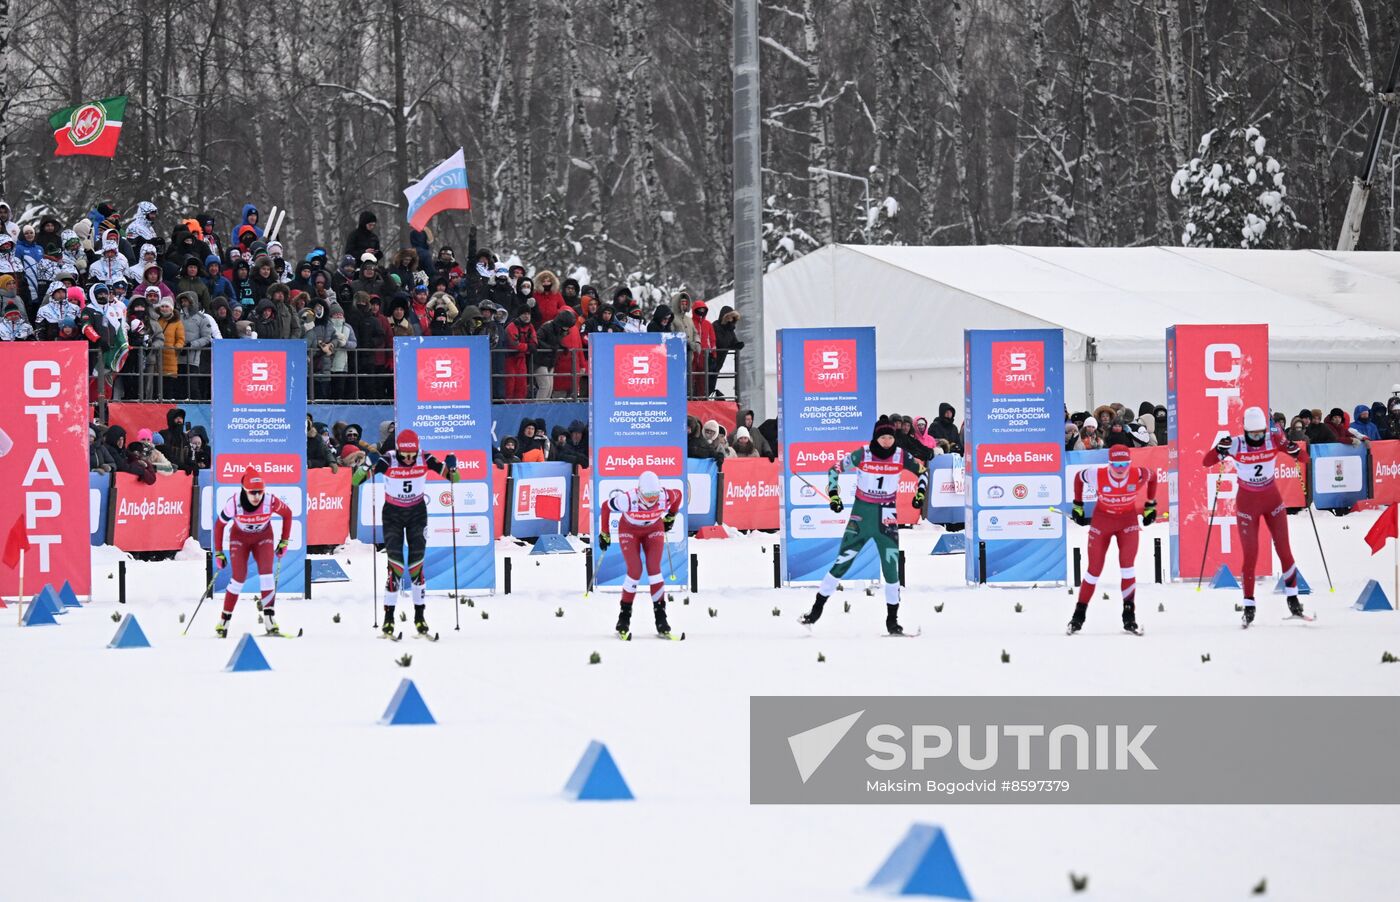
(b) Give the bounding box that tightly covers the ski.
[657,631,686,641]
[263,628,303,639]
[617,630,632,641]
[1065,624,1081,636]
[1282,613,1317,622]
[1123,625,1145,636]
[885,626,922,638]
[413,631,441,641]
[378,631,404,642]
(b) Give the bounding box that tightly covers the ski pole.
[1195,466,1222,592]
[1300,456,1335,592]
[371,479,379,627]
[183,571,218,636]
[449,470,461,631]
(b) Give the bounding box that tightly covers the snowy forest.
[0,0,1395,291]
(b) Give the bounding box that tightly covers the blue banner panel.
[393,336,497,592]
[777,327,879,584]
[924,454,965,525]
[509,462,575,538]
[1310,443,1369,510]
[963,329,1067,584]
[589,333,690,588]
[90,472,111,546]
[210,341,308,597]
[686,458,719,529]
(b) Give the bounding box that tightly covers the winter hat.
[734,426,751,441]
[360,251,378,264]
[136,428,154,443]
[267,240,284,255]
[1108,445,1131,465]
[66,286,86,304]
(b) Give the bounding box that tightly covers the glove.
[828,490,843,514]
[444,453,458,470]
[215,551,228,569]
[663,513,676,531]
[1141,500,1158,527]
[276,539,288,558]
[1214,436,1231,458]
[1070,504,1088,526]
[598,533,611,551]
[912,488,926,510]
[1285,440,1301,458]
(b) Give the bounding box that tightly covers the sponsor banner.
[964,329,1066,583]
[777,328,879,584]
[307,467,351,546]
[0,343,91,597]
[1369,440,1400,506]
[1166,325,1270,580]
[576,465,592,536]
[722,458,781,530]
[90,472,111,546]
[510,462,574,538]
[111,473,193,552]
[394,336,496,591]
[211,342,307,596]
[687,458,718,528]
[1310,443,1369,510]
[589,333,689,587]
[925,455,966,525]
[493,465,508,538]
[1277,445,1307,509]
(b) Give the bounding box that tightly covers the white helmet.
[1243,406,1268,433]
[638,471,662,506]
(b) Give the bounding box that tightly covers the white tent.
[711,245,1400,419]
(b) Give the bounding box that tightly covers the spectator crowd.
[1,199,743,402]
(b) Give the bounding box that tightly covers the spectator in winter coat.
[125,201,161,251]
[913,417,938,451]
[135,429,176,474]
[388,298,419,338]
[249,255,279,302]
[251,298,281,340]
[671,292,700,354]
[929,403,963,455]
[102,426,156,484]
[558,420,590,466]
[325,302,357,396]
[687,415,723,462]
[1324,408,1352,444]
[184,426,212,472]
[1370,402,1392,442]
[647,304,676,332]
[208,297,237,340]
[203,254,234,302]
[1130,413,1157,447]
[738,409,774,459]
[504,309,537,400]
[1352,404,1380,442]
[1,293,34,340]
[534,307,574,398]
[689,302,718,397]
[177,292,214,398]
[408,228,436,279]
[702,419,734,458]
[0,201,17,240]
[561,277,582,313]
[731,427,760,458]
[306,418,338,471]
[712,306,744,397]
[154,298,185,397]
[1388,399,1400,440]
[229,204,263,249]
[549,425,571,462]
[534,270,566,322]
[343,210,380,262]
[136,262,174,305]
[517,419,550,459]
[35,283,81,340]
[585,304,624,335]
[88,239,129,285]
[175,257,213,310]
[1296,409,1333,446]
[895,415,933,462]
[494,436,522,466]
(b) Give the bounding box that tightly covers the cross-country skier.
[1201,405,1309,626]
[213,467,294,637]
[352,428,459,637]
[800,416,928,635]
[1066,445,1158,635]
[597,470,685,638]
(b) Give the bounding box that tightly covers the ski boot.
[654,600,672,637]
[1287,597,1306,618]
[1122,601,1142,635]
[885,604,904,636]
[615,602,632,637]
[263,609,281,636]
[382,605,398,637]
[1242,601,1256,628]
[215,615,230,638]
[1066,602,1087,635]
[414,604,430,636]
[800,593,829,626]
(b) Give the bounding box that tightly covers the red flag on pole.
[2,516,27,570]
[1364,504,1399,555]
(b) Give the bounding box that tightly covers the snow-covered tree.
[1171,122,1304,249]
[762,190,820,271]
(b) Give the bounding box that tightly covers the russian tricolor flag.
[404,148,472,231]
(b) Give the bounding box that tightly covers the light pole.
[808,165,873,230]
[1391,149,1399,251]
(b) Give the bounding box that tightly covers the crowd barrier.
[89,440,1400,554]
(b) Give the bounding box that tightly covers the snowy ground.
[4,512,1400,901]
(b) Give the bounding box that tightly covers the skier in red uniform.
[1202,405,1309,626]
[1067,445,1158,635]
[213,467,294,637]
[598,470,684,638]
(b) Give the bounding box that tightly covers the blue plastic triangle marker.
[107,613,151,649]
[225,633,271,672]
[867,824,974,899]
[564,740,634,801]
[379,678,436,725]
[309,559,351,582]
[1210,565,1239,589]
[1352,580,1394,612]
[58,580,82,608]
[22,593,60,626]
[931,534,966,555]
[531,533,576,555]
[1273,571,1312,595]
[34,584,66,615]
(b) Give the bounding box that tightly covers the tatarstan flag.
[50,95,127,157]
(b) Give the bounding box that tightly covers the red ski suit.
[1075,464,1156,605]
[214,492,293,615]
[601,487,684,607]
[1202,429,1307,599]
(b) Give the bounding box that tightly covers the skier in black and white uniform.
[352,428,459,636]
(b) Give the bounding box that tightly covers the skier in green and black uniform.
[801,416,928,635]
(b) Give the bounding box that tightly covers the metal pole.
[733,0,765,420]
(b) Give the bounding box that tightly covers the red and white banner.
[0,343,92,597]
[722,458,781,530]
[494,466,508,538]
[1167,324,1271,579]
[306,467,351,546]
[110,472,194,552]
[1369,441,1400,506]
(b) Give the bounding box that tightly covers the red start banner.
[1370,440,1400,506]
[1167,324,1271,580]
[0,343,92,597]
[110,472,194,552]
[721,458,781,530]
[307,467,351,546]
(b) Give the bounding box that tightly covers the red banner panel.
[307,467,351,546]
[0,343,92,597]
[721,458,781,530]
[111,472,194,552]
[493,466,508,538]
